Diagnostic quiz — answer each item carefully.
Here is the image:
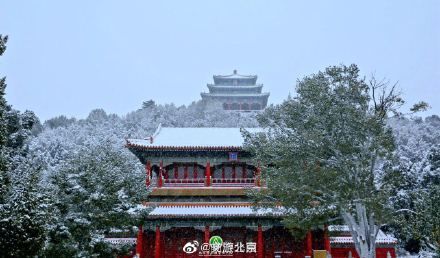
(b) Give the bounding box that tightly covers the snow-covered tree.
[244,64,426,258]
[42,142,148,257]
[385,116,440,254]
[0,156,51,257]
[0,34,9,203]
[0,34,51,257]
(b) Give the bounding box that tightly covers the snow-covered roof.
[103,238,136,245]
[328,225,350,232]
[201,93,270,98]
[329,225,397,244]
[213,70,257,80]
[331,234,397,244]
[207,84,263,88]
[126,126,263,150]
[146,203,281,218]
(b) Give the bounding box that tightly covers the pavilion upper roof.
[212,70,258,86]
[126,125,263,150]
[145,202,282,218]
[213,70,257,80]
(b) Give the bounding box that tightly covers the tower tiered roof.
[201,70,270,111]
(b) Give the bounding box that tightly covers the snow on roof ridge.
[330,236,397,244]
[148,205,282,217]
[152,123,162,138]
[127,127,263,148]
[328,225,397,244]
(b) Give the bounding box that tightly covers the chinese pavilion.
[120,125,397,258]
[201,70,270,111]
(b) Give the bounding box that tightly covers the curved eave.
[200,92,270,98]
[207,84,263,89]
[146,214,281,219]
[207,85,263,94]
[126,143,242,151]
[213,74,257,79]
[213,77,258,85]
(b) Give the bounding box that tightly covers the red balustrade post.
[145,161,151,187]
[205,161,211,186]
[154,225,161,258]
[257,224,264,258]
[136,225,144,258]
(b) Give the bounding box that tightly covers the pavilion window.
[231,103,239,110]
[251,103,261,110]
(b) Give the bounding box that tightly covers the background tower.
[201,70,270,111]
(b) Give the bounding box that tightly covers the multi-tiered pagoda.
[201,70,270,111]
[111,125,397,258]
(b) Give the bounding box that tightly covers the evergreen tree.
[0,34,9,202]
[384,117,440,254]
[0,157,50,257]
[0,34,49,257]
[44,143,148,257]
[244,64,426,258]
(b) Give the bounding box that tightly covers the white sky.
[1,1,439,121]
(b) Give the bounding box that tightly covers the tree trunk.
[341,203,379,258]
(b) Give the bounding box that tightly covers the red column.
[204,225,210,244]
[222,165,225,180]
[136,225,144,258]
[324,225,331,254]
[174,164,178,179]
[242,164,246,178]
[145,161,151,187]
[158,161,163,188]
[305,231,312,257]
[232,164,236,179]
[194,164,198,179]
[155,225,161,258]
[184,164,188,179]
[257,224,264,258]
[205,161,211,186]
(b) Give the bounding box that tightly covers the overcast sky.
[1,1,439,121]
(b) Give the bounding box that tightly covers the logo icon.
[209,236,223,245]
[183,240,199,254]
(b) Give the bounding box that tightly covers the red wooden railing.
[162,177,256,187]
